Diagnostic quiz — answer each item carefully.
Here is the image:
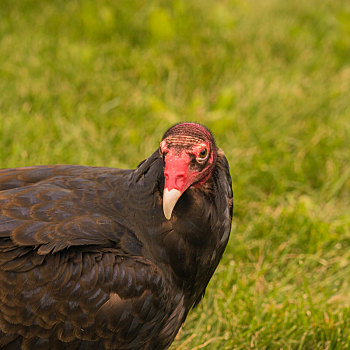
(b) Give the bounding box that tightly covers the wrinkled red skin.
[160,140,212,194]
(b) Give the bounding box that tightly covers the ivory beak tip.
[163,188,182,220]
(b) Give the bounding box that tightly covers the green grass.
[1,0,350,348]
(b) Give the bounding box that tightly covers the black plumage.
[0,123,233,350]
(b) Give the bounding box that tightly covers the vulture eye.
[198,148,208,159]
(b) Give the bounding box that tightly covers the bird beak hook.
[163,188,182,220]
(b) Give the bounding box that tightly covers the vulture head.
[160,122,217,220]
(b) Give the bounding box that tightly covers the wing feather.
[0,165,182,349]
[0,248,178,349]
[0,166,135,254]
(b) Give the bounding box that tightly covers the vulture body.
[0,123,233,350]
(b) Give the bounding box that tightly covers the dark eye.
[199,148,208,159]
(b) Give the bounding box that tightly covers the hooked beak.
[163,188,182,220]
[162,151,191,220]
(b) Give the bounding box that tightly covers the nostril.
[164,170,187,190]
[175,174,186,188]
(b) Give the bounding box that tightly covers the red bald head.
[161,123,215,145]
[160,123,217,219]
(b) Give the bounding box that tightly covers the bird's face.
[160,123,217,220]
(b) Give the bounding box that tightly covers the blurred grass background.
[1,0,350,348]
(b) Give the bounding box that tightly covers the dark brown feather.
[0,126,232,350]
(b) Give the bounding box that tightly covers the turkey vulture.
[0,122,233,350]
